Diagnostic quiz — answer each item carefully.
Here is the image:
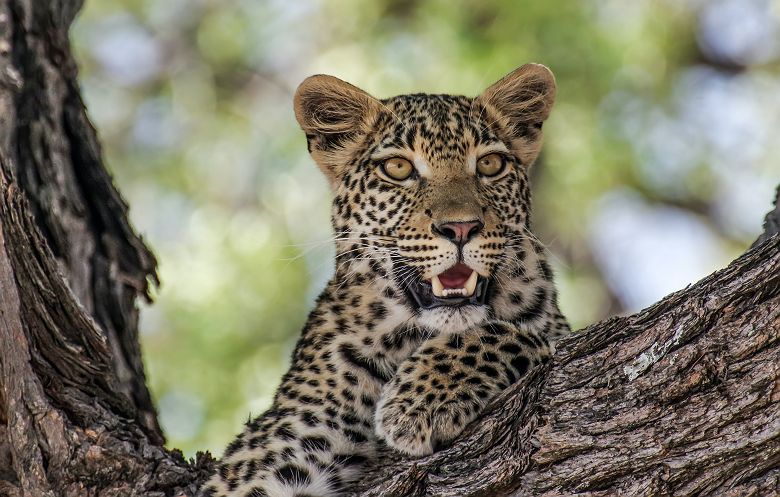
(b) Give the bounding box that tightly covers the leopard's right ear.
[294,75,382,187]
[475,64,556,168]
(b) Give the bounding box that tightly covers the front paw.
[374,379,477,457]
[374,381,435,457]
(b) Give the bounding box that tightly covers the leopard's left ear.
[476,63,556,149]
[294,75,382,187]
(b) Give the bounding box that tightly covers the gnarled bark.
[0,1,213,496]
[352,234,780,497]
[0,1,778,496]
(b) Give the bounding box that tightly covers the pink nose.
[433,220,484,245]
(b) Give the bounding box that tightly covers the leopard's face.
[296,65,556,333]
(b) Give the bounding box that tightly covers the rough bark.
[1,0,161,442]
[0,0,213,496]
[0,1,778,496]
[353,235,780,497]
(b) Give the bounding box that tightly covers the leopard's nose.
[432,220,484,245]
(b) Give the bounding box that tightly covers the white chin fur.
[417,305,488,334]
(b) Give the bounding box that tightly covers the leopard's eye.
[476,153,505,177]
[381,157,414,181]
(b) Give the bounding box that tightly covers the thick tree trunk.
[0,1,778,496]
[0,1,212,496]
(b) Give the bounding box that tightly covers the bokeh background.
[71,0,779,457]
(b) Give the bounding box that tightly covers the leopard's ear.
[476,64,556,163]
[294,75,382,186]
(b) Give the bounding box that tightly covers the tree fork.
[0,1,778,496]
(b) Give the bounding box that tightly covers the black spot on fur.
[344,429,368,443]
[434,363,452,374]
[224,437,244,457]
[482,351,499,363]
[499,343,521,355]
[275,464,311,485]
[333,453,368,466]
[301,435,331,452]
[514,287,547,322]
[460,356,477,367]
[477,365,499,378]
[511,355,530,376]
[447,334,463,349]
[339,343,392,382]
[274,423,295,440]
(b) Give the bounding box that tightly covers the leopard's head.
[295,64,557,333]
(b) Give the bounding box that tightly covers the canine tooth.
[464,270,478,296]
[432,275,444,297]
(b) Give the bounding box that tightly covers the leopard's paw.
[374,380,435,457]
[374,379,480,456]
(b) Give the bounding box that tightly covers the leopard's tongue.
[430,263,479,298]
[438,263,473,288]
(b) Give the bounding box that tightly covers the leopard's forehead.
[382,93,473,120]
[374,93,502,163]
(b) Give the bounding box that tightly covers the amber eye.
[380,157,414,181]
[476,153,505,177]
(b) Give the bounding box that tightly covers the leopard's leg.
[375,321,551,456]
[199,340,388,497]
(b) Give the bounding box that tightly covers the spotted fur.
[200,63,570,497]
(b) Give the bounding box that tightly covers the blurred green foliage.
[72,0,779,457]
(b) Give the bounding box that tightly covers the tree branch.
[353,219,780,496]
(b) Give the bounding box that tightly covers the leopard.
[199,63,570,497]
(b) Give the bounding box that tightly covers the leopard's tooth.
[443,288,467,297]
[431,275,445,297]
[464,270,478,296]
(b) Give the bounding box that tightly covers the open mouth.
[405,263,490,309]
